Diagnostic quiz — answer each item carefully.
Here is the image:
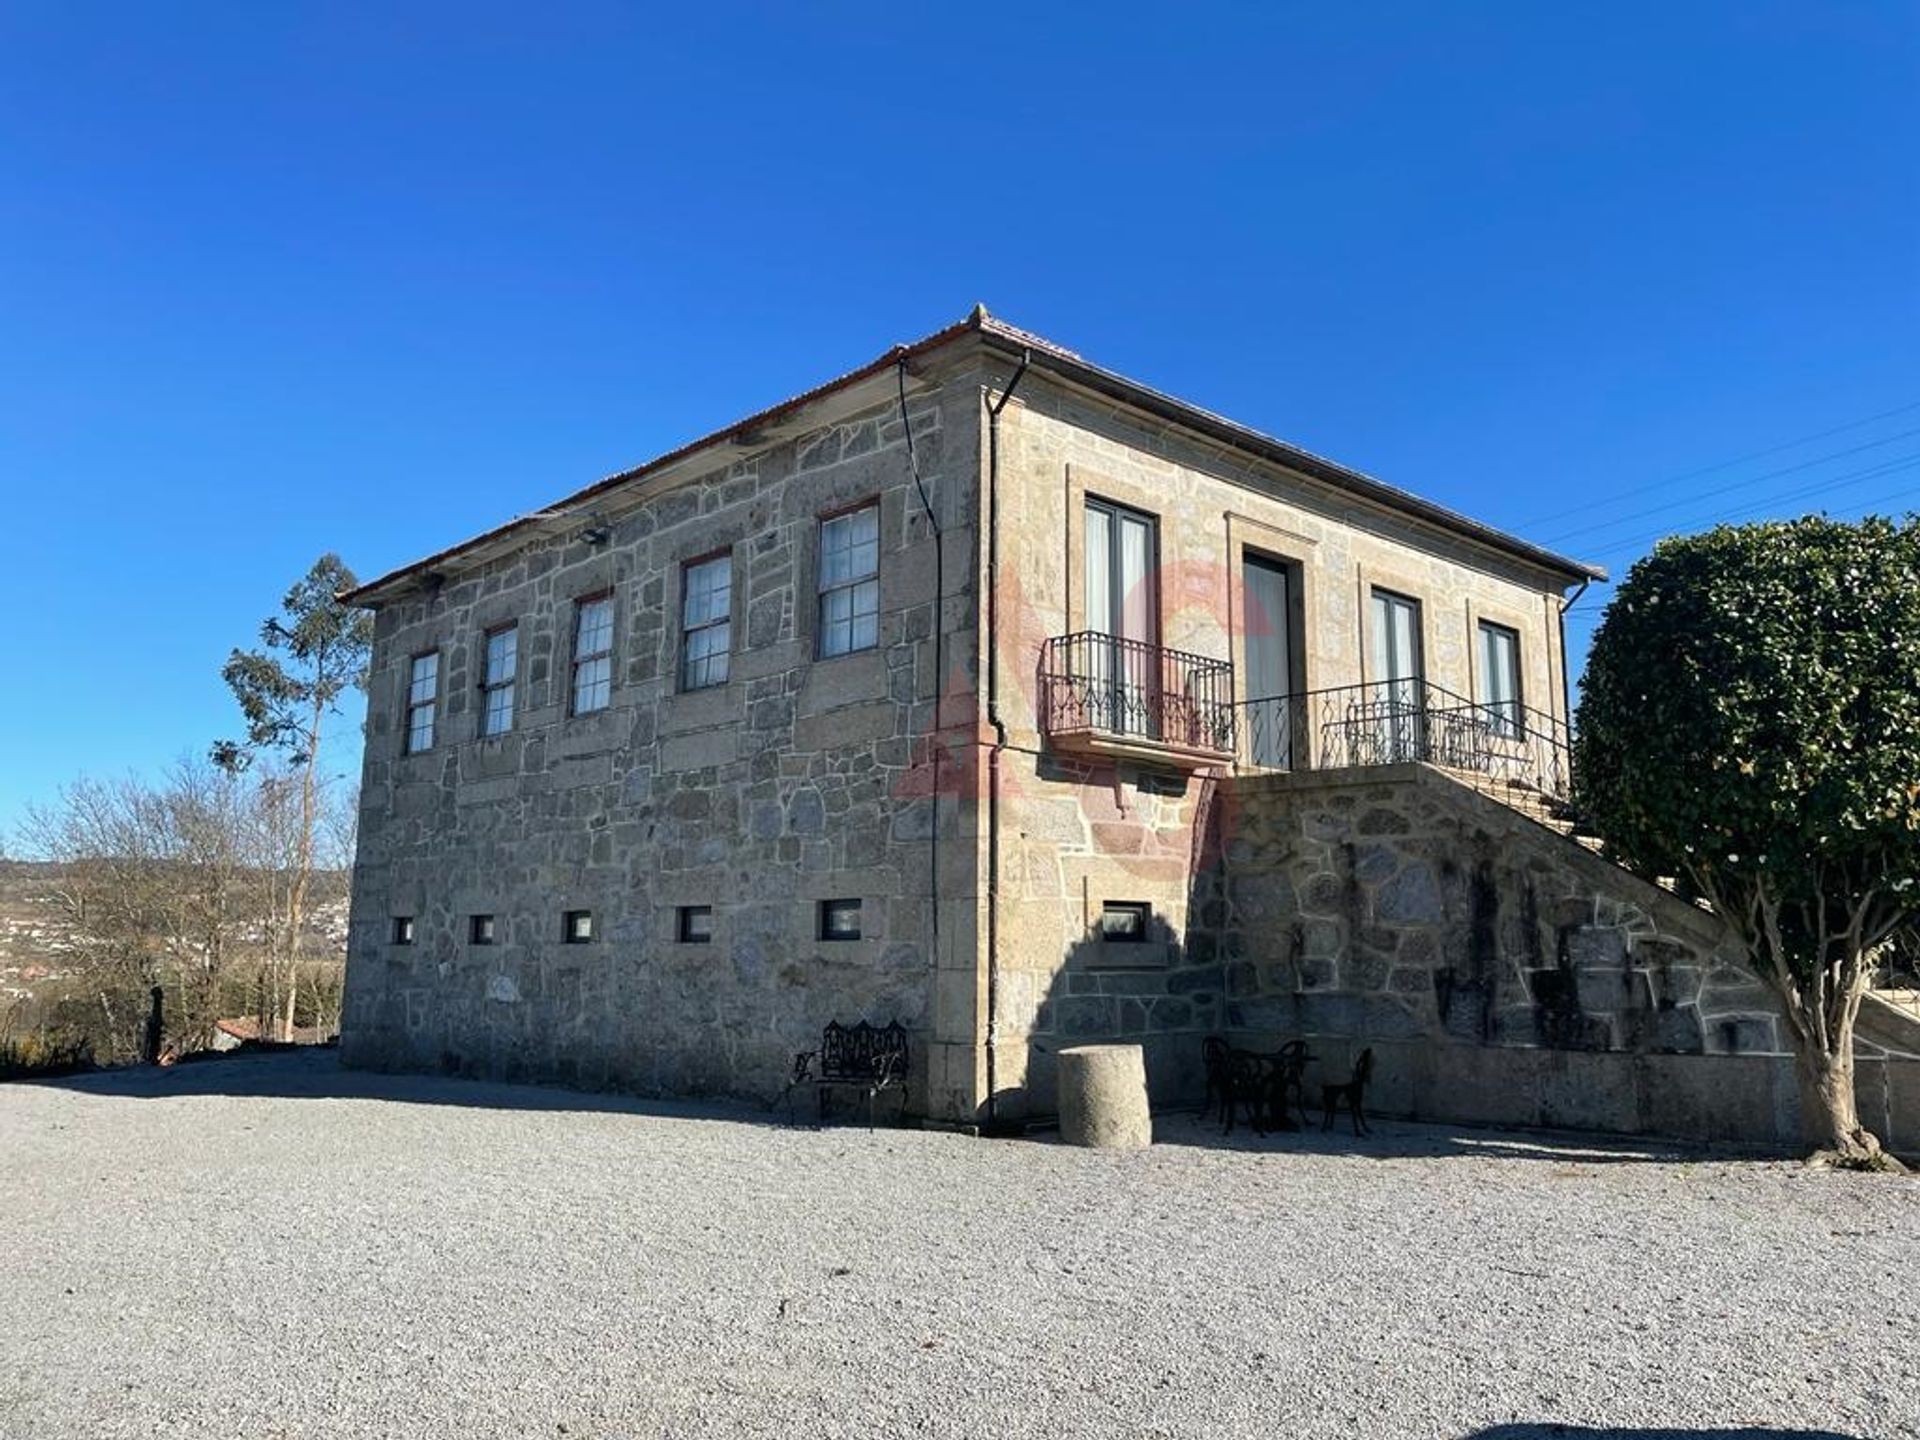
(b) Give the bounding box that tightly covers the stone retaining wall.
[1201,765,1915,1150]
[1007,762,1918,1153]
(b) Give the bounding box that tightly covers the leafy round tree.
[1575,515,1920,1166]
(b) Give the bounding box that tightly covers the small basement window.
[677,905,713,944]
[469,914,496,945]
[392,916,416,946]
[563,910,594,944]
[818,898,862,942]
[1100,901,1150,942]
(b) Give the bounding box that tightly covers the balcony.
[1235,679,1574,809]
[1039,631,1236,767]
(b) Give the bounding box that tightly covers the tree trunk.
[1793,1018,1883,1164]
[282,699,323,1043]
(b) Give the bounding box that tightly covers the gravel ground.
[0,1052,1913,1440]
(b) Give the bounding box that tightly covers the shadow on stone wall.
[1182,768,1907,1151]
[1019,900,1216,1123]
[1011,764,1919,1155]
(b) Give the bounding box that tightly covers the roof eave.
[973,318,1606,585]
[342,305,1605,607]
[341,313,985,608]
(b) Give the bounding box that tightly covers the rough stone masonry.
[338,309,1919,1145]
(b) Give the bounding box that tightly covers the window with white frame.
[680,554,732,690]
[817,504,879,658]
[571,594,614,715]
[1478,621,1522,739]
[480,624,517,736]
[404,651,439,754]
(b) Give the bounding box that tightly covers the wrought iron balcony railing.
[1040,631,1236,762]
[1236,679,1574,805]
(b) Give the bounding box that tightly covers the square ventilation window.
[469,914,496,946]
[563,910,594,944]
[1100,902,1150,943]
[392,916,416,946]
[677,906,713,944]
[818,898,862,942]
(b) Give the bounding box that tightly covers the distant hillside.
[0,862,82,998]
[0,860,350,1005]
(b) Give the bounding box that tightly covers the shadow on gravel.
[9,1049,807,1130]
[14,1056,1793,1165]
[1145,1109,1777,1167]
[1464,1428,1858,1439]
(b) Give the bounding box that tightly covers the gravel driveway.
[1,1051,1913,1439]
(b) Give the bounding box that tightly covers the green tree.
[1574,515,1920,1166]
[214,554,372,1041]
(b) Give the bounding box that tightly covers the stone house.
[339,307,1919,1149]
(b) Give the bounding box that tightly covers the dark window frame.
[1083,495,1162,649]
[679,550,733,692]
[391,916,416,945]
[402,650,440,755]
[562,909,594,944]
[676,905,714,944]
[479,623,518,737]
[570,592,615,716]
[1477,619,1524,740]
[816,501,881,659]
[469,914,496,946]
[818,897,862,942]
[1099,901,1151,943]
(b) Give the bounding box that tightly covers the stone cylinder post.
[1056,1043,1152,1149]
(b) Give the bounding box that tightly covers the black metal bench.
[782,1021,909,1129]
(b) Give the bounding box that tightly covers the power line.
[1579,465,1920,565]
[1533,426,1920,548]
[1511,396,1920,532]
[1552,448,1920,555]
[1576,460,1920,566]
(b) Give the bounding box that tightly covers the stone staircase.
[1863,990,1920,1058]
[1438,765,1707,907]
[1438,767,1606,855]
[1445,762,1920,1046]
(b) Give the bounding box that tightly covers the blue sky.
[1,3,1915,836]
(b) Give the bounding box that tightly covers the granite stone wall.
[339,341,1915,1151]
[991,753,1226,1118]
[999,762,1920,1150]
[985,374,1582,765]
[1210,766,1769,1060]
[1195,765,1917,1149]
[341,376,987,1119]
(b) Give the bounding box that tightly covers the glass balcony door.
[1370,588,1424,763]
[1243,555,1294,768]
[1085,499,1158,737]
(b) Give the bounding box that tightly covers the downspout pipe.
[982,348,1030,1135]
[895,361,941,958]
[1557,577,1592,748]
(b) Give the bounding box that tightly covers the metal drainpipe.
[982,348,1030,1134]
[894,360,941,956]
[1557,577,1591,737]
